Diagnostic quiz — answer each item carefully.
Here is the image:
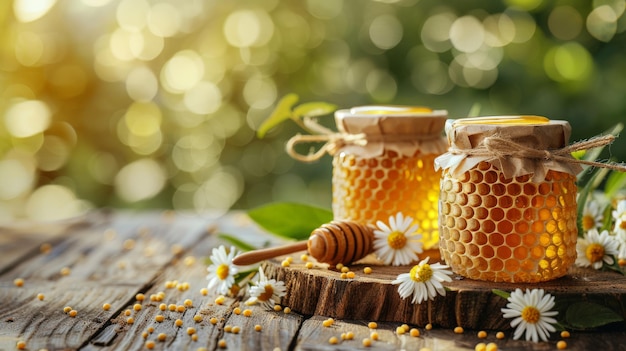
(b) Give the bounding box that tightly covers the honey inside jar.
[437,116,579,282]
[332,106,448,250]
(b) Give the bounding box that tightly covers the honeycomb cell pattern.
[439,162,578,283]
[332,150,441,249]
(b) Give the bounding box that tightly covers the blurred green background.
[1,0,625,222]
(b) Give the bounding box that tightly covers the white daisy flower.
[206,245,239,295]
[575,229,620,269]
[501,288,558,343]
[581,199,604,232]
[391,257,453,304]
[245,267,287,309]
[612,200,626,260]
[373,212,423,266]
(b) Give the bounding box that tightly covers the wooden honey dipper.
[232,221,375,266]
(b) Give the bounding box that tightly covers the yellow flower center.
[582,215,596,231]
[410,264,433,282]
[387,231,407,250]
[216,264,230,280]
[586,243,605,263]
[620,220,626,230]
[521,306,540,324]
[258,284,274,302]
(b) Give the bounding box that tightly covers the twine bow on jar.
[449,134,626,173]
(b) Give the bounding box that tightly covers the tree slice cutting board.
[262,249,626,330]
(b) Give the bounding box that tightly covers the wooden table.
[1,210,625,351]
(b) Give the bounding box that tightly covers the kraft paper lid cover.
[434,116,584,181]
[334,107,448,158]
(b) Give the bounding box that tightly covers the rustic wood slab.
[263,250,626,330]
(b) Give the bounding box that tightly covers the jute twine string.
[286,132,441,162]
[449,134,626,172]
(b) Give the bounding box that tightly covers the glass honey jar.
[434,116,583,282]
[331,106,448,249]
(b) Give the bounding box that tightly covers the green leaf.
[292,102,337,120]
[247,202,333,240]
[257,93,299,139]
[218,233,256,252]
[492,289,511,299]
[565,301,624,329]
[604,170,626,199]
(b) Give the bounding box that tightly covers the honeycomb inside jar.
[439,161,578,282]
[332,150,441,249]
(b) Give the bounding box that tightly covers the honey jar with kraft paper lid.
[434,116,584,282]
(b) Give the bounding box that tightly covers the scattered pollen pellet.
[495,331,505,339]
[37,293,45,301]
[126,317,134,324]
[341,332,347,340]
[243,309,252,317]
[561,331,570,338]
[197,348,207,351]
[322,318,334,327]
[346,271,356,279]
[40,243,52,253]
[410,328,420,337]
[368,322,377,329]
[254,324,262,331]
[16,341,26,350]
[133,304,142,311]
[157,291,166,299]
[187,327,196,335]
[300,254,309,261]
[155,315,164,323]
[164,281,175,289]
[486,342,498,351]
[283,307,291,314]
[60,267,71,276]
[147,327,154,333]
[103,303,111,311]
[329,336,339,344]
[363,267,373,274]
[193,315,203,323]
[336,263,344,270]
[157,333,166,341]
[475,343,487,351]
[64,306,72,313]
[340,273,348,279]
[345,331,354,340]
[14,278,24,287]
[224,325,232,333]
[396,326,405,335]
[159,303,167,311]
[145,341,155,349]
[305,262,314,269]
[184,299,193,307]
[274,305,282,312]
[370,332,379,340]
[215,295,225,305]
[557,340,567,349]
[175,319,183,327]
[142,331,149,339]
[234,307,241,315]
[362,338,372,347]
[454,326,464,334]
[191,334,198,341]
[210,317,218,324]
[218,339,227,349]
[200,288,208,296]
[281,260,290,267]
[184,256,196,266]
[425,323,433,330]
[232,326,241,334]
[69,310,78,317]
[124,310,132,316]
[136,293,145,301]
[177,305,186,313]
[168,304,177,311]
[341,266,350,273]
[401,324,410,332]
[123,239,135,250]
[477,330,487,339]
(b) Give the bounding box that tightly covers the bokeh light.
[1,0,625,223]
